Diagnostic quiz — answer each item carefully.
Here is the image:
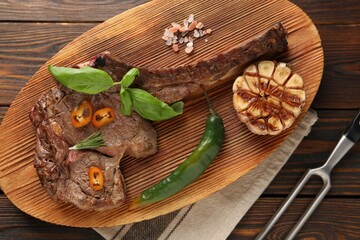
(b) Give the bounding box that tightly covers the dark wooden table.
[1,1,359,239]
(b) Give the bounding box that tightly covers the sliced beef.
[29,86,157,211]
[78,23,288,103]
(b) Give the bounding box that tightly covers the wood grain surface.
[0,0,323,227]
[1,0,359,239]
[229,198,360,239]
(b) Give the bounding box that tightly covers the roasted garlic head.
[232,61,306,135]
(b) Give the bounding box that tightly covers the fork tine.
[285,172,331,239]
[255,169,314,240]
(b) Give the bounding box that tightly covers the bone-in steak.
[79,23,288,103]
[30,23,287,211]
[29,86,157,211]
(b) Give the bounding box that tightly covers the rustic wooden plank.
[312,25,360,109]
[264,110,360,196]
[0,0,148,22]
[0,195,100,240]
[1,23,359,107]
[0,22,96,105]
[0,1,359,24]
[229,197,360,240]
[0,106,7,124]
[292,0,360,24]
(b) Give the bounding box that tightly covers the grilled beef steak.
[78,23,288,103]
[29,86,157,211]
[30,23,287,211]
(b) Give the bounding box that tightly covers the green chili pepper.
[129,92,224,210]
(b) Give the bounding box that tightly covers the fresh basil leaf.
[121,68,139,88]
[48,66,114,94]
[170,101,184,114]
[120,88,133,116]
[128,88,183,121]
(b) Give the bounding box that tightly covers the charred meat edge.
[78,23,288,103]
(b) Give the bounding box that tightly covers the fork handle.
[343,111,360,143]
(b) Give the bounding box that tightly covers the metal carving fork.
[256,111,360,240]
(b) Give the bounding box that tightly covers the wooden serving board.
[0,0,323,227]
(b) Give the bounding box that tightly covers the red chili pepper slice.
[92,107,115,128]
[70,99,92,128]
[88,166,104,191]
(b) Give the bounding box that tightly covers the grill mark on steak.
[30,86,157,211]
[77,23,287,103]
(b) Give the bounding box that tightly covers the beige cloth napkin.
[95,109,318,240]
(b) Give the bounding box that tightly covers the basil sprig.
[48,66,114,94]
[120,88,133,115]
[122,83,183,121]
[48,65,183,121]
[119,68,183,120]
